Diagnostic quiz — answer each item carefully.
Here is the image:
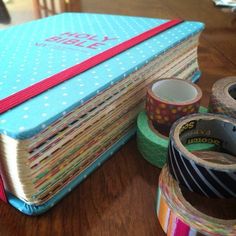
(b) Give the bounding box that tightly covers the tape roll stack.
[209,77,236,118]
[157,166,236,236]
[153,77,236,234]
[167,113,236,198]
[137,107,215,168]
[146,78,202,136]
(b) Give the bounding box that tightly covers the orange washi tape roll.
[146,78,202,136]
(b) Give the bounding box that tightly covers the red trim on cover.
[0,175,7,203]
[0,19,183,114]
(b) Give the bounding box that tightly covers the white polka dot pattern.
[0,13,204,139]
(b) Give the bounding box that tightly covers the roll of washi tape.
[167,113,236,198]
[146,78,202,136]
[136,107,215,168]
[157,165,236,236]
[209,77,236,118]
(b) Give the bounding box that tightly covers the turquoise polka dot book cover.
[0,13,204,215]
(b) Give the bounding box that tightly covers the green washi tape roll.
[136,107,215,168]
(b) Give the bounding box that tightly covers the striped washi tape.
[146,78,202,136]
[167,113,236,198]
[157,165,236,236]
[209,77,236,118]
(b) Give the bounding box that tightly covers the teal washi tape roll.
[136,107,214,168]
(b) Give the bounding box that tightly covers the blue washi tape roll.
[167,113,236,198]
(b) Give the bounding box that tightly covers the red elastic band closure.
[0,175,7,203]
[0,19,183,114]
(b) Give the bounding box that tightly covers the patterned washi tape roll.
[209,77,236,118]
[136,108,214,168]
[157,165,236,236]
[146,78,202,136]
[167,113,236,198]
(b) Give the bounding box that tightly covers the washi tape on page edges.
[146,78,202,137]
[167,113,236,198]
[209,76,236,119]
[157,165,236,236]
[136,107,214,168]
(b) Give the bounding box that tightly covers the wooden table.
[1,0,236,235]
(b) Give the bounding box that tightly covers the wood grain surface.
[0,0,236,235]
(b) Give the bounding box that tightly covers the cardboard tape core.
[152,79,198,103]
[228,84,236,101]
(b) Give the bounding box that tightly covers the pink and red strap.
[0,19,183,114]
[0,175,7,203]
